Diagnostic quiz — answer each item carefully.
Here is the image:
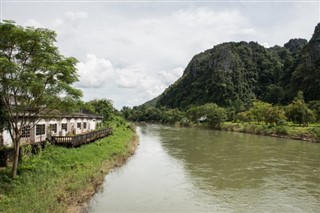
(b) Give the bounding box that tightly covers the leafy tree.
[121,106,132,120]
[308,100,320,121]
[88,99,114,121]
[205,104,227,128]
[187,103,226,128]
[285,92,315,126]
[236,111,252,123]
[0,21,82,178]
[248,101,272,124]
[264,106,287,126]
[186,105,202,122]
[161,108,184,124]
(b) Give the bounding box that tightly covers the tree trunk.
[12,139,20,179]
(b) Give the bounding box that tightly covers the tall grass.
[0,120,135,213]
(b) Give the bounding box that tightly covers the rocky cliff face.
[154,23,319,110]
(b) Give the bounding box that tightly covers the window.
[83,122,87,129]
[49,124,57,133]
[21,126,31,138]
[61,123,67,131]
[36,124,45,136]
[77,122,81,129]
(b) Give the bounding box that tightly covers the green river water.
[88,124,320,212]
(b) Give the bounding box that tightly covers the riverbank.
[174,122,320,143]
[0,121,138,213]
[220,122,320,143]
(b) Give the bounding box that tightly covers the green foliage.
[273,125,289,135]
[0,118,134,213]
[248,101,272,124]
[88,99,114,121]
[286,92,316,126]
[235,111,252,123]
[186,103,227,128]
[155,40,302,109]
[308,100,320,121]
[161,108,184,124]
[291,24,320,101]
[310,127,320,140]
[264,106,287,126]
[0,21,82,177]
[151,24,320,110]
[121,105,185,125]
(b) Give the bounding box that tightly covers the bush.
[274,126,289,135]
[286,92,316,126]
[310,127,320,140]
[236,111,252,123]
[265,106,287,125]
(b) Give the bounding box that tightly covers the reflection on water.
[89,124,320,212]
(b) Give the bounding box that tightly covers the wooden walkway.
[50,128,112,147]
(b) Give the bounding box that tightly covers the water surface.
[89,124,320,212]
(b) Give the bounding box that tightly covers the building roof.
[61,112,103,119]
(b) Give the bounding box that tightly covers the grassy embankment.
[220,122,320,142]
[0,119,138,213]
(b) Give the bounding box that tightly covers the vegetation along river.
[88,124,320,212]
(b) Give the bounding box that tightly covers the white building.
[1,113,103,147]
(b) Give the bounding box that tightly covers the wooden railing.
[50,128,112,147]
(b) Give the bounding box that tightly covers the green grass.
[0,120,135,213]
[222,122,320,142]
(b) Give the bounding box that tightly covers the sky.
[1,0,319,109]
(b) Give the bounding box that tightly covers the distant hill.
[291,23,320,101]
[149,23,319,110]
[141,96,159,108]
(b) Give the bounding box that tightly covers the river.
[88,124,320,212]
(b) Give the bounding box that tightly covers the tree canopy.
[0,21,82,178]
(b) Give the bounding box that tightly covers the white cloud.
[261,42,270,48]
[159,67,184,86]
[65,11,88,21]
[116,67,143,89]
[9,2,319,108]
[53,11,88,35]
[24,19,43,28]
[115,65,173,100]
[173,7,245,28]
[76,54,114,88]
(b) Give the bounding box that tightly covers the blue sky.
[1,0,319,108]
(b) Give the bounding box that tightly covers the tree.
[264,106,287,126]
[187,103,226,128]
[205,104,227,128]
[236,111,252,123]
[162,108,184,124]
[248,101,272,124]
[0,21,82,178]
[285,92,315,126]
[121,106,132,120]
[308,100,320,122]
[0,97,8,146]
[88,99,114,121]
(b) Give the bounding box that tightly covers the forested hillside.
[155,23,320,110]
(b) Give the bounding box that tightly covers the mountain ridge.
[147,23,319,110]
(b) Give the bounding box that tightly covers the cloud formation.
[76,54,114,88]
[8,2,319,108]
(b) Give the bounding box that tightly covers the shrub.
[274,126,289,135]
[265,106,287,125]
[310,127,320,140]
